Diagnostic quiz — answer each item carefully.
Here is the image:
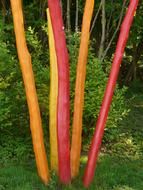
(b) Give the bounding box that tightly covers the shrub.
[0,29,129,163]
[0,27,50,164]
[67,32,129,145]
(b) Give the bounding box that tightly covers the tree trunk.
[98,0,106,60]
[67,0,71,31]
[1,0,6,25]
[101,0,127,62]
[125,41,143,84]
[75,0,78,32]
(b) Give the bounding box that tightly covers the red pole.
[47,0,71,184]
[83,0,139,187]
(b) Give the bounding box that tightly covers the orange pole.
[10,0,50,184]
[71,0,94,178]
[47,9,58,172]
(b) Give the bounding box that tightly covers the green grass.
[0,156,143,190]
[1,81,143,190]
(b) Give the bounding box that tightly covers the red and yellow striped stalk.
[47,9,58,173]
[48,0,71,184]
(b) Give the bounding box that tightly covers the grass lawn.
[0,156,143,190]
[0,81,143,190]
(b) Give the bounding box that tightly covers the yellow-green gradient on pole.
[47,8,58,172]
[71,0,94,178]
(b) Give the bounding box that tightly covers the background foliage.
[0,0,143,165]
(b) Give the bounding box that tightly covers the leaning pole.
[83,0,139,187]
[47,0,71,184]
[10,0,50,184]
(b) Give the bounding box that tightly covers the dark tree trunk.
[67,0,71,31]
[125,41,143,85]
[1,0,6,25]
[98,0,106,59]
[75,0,78,32]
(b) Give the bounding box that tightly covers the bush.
[0,37,32,164]
[0,29,129,163]
[67,32,129,145]
[0,27,50,164]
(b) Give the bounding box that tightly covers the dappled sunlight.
[114,185,136,190]
[80,155,88,164]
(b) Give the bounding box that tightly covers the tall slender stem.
[10,0,50,185]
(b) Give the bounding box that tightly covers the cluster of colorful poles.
[10,0,138,188]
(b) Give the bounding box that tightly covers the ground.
[0,83,143,190]
[0,156,143,190]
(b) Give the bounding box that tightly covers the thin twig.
[106,0,114,38]
[101,0,127,62]
[90,1,102,35]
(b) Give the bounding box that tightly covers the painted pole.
[47,0,71,184]
[71,0,94,178]
[83,0,139,187]
[10,0,50,185]
[47,9,58,173]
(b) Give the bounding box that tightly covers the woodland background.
[0,1,143,189]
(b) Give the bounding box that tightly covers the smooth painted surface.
[83,0,139,187]
[48,0,71,184]
[71,0,94,178]
[47,9,58,173]
[10,0,50,185]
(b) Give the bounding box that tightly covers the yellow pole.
[10,0,50,184]
[71,0,94,178]
[47,9,58,172]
